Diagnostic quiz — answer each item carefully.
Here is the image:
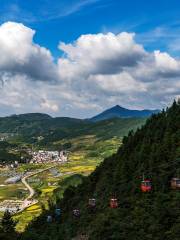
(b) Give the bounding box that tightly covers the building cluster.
[0,199,37,213]
[0,200,23,213]
[30,150,68,164]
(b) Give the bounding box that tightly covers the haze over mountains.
[3,105,160,122]
[90,105,160,122]
[0,104,159,156]
[0,112,146,145]
[0,105,148,165]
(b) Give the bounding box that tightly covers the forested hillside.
[0,114,145,139]
[0,114,146,166]
[0,141,28,164]
[0,114,146,147]
[1,101,180,240]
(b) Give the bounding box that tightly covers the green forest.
[0,114,145,163]
[0,114,146,145]
[1,100,180,240]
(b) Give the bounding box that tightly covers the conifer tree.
[0,210,17,240]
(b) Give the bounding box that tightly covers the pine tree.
[0,210,17,240]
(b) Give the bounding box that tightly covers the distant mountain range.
[0,109,148,151]
[0,112,146,142]
[90,105,160,122]
[0,105,159,165]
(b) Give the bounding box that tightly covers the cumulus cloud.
[154,50,180,77]
[58,32,146,76]
[0,22,58,83]
[88,72,146,93]
[0,21,179,117]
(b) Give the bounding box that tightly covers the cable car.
[88,198,96,208]
[110,198,118,208]
[47,215,53,223]
[73,209,80,217]
[55,208,61,216]
[171,178,180,190]
[141,179,152,192]
[79,234,89,240]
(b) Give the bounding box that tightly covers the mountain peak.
[90,105,160,122]
[112,105,127,110]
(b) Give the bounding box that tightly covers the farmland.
[0,135,122,231]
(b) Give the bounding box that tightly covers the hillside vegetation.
[0,115,146,163]
[0,114,147,234]
[0,141,27,164]
[0,114,146,143]
[15,101,180,240]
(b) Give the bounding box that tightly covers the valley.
[18,100,180,240]
[0,112,146,232]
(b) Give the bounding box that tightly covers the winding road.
[14,165,57,213]
[22,165,56,200]
[0,164,70,214]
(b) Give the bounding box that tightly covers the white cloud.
[88,72,146,93]
[154,50,180,75]
[0,21,179,117]
[58,32,146,76]
[0,22,58,82]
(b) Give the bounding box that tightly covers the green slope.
[0,114,86,139]
[0,141,28,164]
[0,113,145,136]
[0,114,146,167]
[19,101,180,240]
[0,114,146,148]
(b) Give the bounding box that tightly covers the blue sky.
[1,0,180,56]
[0,0,180,117]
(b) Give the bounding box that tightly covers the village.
[30,150,68,164]
[0,149,68,169]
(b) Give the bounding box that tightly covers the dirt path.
[22,165,55,200]
[0,164,66,214]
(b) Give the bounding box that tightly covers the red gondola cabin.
[141,179,152,192]
[110,198,118,208]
